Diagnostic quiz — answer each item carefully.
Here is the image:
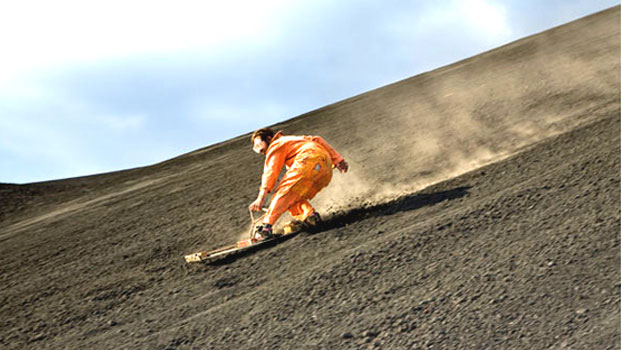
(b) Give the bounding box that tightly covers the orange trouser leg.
[263,155,333,225]
[266,173,332,225]
[264,188,303,225]
[288,200,315,222]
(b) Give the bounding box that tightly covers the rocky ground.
[0,6,619,350]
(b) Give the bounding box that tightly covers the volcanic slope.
[0,6,620,350]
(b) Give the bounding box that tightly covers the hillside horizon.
[2,6,618,187]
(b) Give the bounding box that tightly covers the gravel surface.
[0,7,619,350]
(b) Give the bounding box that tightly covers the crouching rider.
[249,127,348,239]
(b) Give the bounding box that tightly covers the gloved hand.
[336,160,349,173]
[249,194,265,211]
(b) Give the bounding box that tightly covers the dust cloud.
[247,21,619,225]
[311,43,619,215]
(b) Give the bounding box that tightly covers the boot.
[283,220,303,235]
[303,212,321,228]
[253,224,273,240]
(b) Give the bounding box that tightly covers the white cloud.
[188,98,292,134]
[0,87,150,183]
[0,103,159,182]
[0,109,84,166]
[94,113,147,131]
[0,0,292,85]
[381,0,513,74]
[390,0,512,43]
[459,0,512,41]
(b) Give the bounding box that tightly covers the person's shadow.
[309,185,472,233]
[206,186,471,266]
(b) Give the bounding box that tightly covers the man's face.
[253,137,268,155]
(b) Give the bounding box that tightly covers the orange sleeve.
[260,146,286,193]
[305,135,344,166]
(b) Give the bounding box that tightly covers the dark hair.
[251,127,275,143]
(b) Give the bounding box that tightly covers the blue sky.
[0,0,618,184]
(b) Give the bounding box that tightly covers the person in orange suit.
[249,127,348,239]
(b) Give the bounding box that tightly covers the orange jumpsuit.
[260,131,344,225]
